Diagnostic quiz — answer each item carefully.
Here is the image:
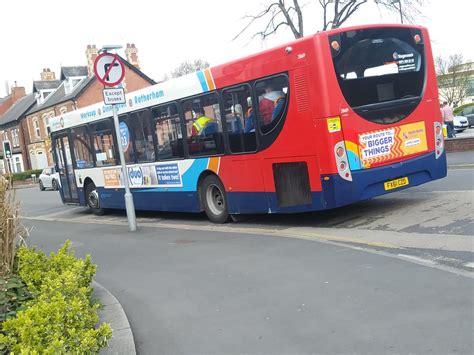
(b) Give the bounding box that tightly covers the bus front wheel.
[85,182,105,216]
[201,175,229,223]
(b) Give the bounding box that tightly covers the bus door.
[54,135,79,204]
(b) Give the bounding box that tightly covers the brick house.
[0,86,36,174]
[24,44,155,170]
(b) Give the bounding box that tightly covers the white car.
[38,167,60,191]
[453,115,469,132]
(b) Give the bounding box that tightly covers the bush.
[0,241,112,353]
[454,102,474,115]
[11,169,43,182]
[0,274,32,322]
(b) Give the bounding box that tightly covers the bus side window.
[222,85,256,153]
[152,103,184,161]
[130,110,155,163]
[255,75,289,134]
[182,93,224,157]
[89,120,117,167]
[71,126,94,169]
[118,114,136,164]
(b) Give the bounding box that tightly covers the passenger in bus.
[259,85,286,125]
[191,107,218,136]
[244,88,286,132]
[244,97,255,133]
[226,105,244,133]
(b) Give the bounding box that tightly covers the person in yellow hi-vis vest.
[192,107,217,136]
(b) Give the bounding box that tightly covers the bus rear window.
[330,28,425,124]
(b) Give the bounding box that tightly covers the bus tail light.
[434,122,444,159]
[334,141,352,181]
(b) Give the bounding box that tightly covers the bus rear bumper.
[321,150,447,209]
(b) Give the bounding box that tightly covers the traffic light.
[2,141,12,159]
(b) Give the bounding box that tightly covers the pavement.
[93,281,136,354]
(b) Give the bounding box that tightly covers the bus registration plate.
[384,177,409,190]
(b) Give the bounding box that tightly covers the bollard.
[31,174,36,183]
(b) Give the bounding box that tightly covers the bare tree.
[377,0,424,24]
[436,54,473,106]
[170,59,210,79]
[233,0,304,41]
[235,0,425,41]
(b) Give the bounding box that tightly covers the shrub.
[11,169,43,182]
[454,102,474,115]
[0,241,112,353]
[0,274,32,322]
[16,241,96,297]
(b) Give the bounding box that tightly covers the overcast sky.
[1,0,472,97]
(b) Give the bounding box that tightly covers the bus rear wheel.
[85,182,105,216]
[201,175,229,223]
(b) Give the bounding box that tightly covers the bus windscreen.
[329,28,425,124]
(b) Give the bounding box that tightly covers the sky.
[0,0,472,98]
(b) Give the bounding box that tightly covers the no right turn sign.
[94,52,125,87]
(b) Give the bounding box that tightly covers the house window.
[11,129,20,147]
[15,156,22,173]
[59,107,67,115]
[33,118,41,139]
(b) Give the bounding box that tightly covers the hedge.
[10,169,43,182]
[0,241,112,353]
[454,102,474,115]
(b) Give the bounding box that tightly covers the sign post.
[94,51,137,232]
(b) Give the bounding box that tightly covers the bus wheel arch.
[84,178,105,216]
[197,171,230,223]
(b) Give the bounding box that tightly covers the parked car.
[457,105,474,127]
[453,115,469,132]
[38,167,60,191]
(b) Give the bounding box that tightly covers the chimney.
[125,43,140,69]
[86,44,98,76]
[11,82,26,101]
[40,68,56,81]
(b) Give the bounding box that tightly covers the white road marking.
[397,254,437,265]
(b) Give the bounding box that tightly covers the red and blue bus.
[50,24,446,223]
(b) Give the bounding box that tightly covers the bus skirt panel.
[229,150,447,214]
[83,151,446,215]
[91,188,202,213]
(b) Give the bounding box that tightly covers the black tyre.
[201,175,229,223]
[85,182,105,216]
[39,180,45,191]
[52,179,59,191]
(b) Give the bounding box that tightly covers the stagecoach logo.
[128,166,143,186]
[59,117,64,128]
